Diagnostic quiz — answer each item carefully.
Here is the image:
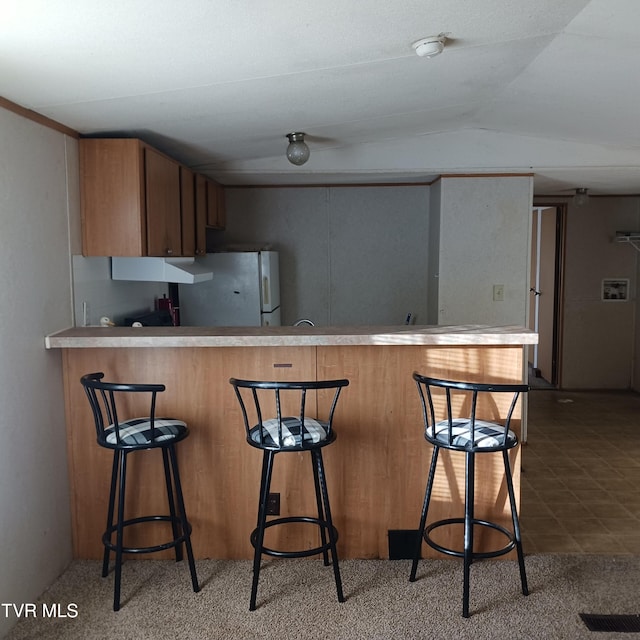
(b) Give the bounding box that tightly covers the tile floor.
[521,389,640,555]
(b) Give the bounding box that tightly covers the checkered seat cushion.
[104,417,187,446]
[250,417,329,448]
[428,419,517,450]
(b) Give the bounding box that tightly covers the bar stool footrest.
[251,516,339,559]
[424,517,516,560]
[103,515,192,555]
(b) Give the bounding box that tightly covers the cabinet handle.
[165,248,173,255]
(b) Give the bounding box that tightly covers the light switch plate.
[493,284,505,301]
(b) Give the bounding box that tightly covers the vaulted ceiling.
[2,0,639,194]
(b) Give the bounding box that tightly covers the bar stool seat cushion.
[104,418,187,446]
[250,417,328,448]
[428,419,517,449]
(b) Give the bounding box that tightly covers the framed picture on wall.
[602,278,629,301]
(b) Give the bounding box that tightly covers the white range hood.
[111,257,213,284]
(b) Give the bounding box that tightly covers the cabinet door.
[145,147,182,256]
[206,179,226,229]
[180,167,196,257]
[194,175,208,255]
[80,139,146,256]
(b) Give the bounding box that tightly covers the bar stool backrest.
[413,374,528,452]
[229,378,349,450]
[81,372,167,449]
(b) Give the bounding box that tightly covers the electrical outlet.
[493,284,505,302]
[266,492,280,515]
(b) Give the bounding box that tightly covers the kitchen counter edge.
[45,325,538,349]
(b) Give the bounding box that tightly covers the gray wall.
[427,181,442,324]
[221,177,533,329]
[220,186,430,326]
[0,107,74,636]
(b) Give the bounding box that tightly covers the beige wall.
[435,175,533,326]
[0,107,74,636]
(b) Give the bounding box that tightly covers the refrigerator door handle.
[262,276,270,306]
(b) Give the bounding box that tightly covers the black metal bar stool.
[409,373,529,617]
[229,377,349,611]
[81,372,200,611]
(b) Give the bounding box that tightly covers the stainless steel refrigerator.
[178,250,281,326]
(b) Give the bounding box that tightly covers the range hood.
[111,257,213,284]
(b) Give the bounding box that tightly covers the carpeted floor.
[4,555,640,639]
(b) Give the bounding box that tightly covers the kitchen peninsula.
[47,324,536,560]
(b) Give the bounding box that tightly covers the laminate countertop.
[45,324,538,349]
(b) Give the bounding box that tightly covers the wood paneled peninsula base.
[46,325,537,561]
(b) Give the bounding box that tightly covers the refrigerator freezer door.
[179,252,262,326]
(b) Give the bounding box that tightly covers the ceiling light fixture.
[412,33,448,58]
[285,132,310,166]
[573,188,589,206]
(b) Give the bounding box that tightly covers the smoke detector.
[412,33,449,58]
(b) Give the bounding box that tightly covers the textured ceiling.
[2,0,639,194]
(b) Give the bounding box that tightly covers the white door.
[529,206,560,385]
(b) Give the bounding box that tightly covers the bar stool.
[81,372,200,611]
[229,377,349,611]
[409,374,529,617]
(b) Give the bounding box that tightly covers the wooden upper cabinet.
[180,167,196,257]
[203,177,226,230]
[194,174,226,234]
[80,138,185,257]
[80,139,146,256]
[194,175,210,254]
[144,147,182,256]
[183,168,207,256]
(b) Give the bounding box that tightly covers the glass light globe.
[286,133,310,166]
[574,188,589,206]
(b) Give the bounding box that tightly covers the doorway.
[529,204,565,387]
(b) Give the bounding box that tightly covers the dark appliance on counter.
[158,289,180,326]
[123,309,174,327]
